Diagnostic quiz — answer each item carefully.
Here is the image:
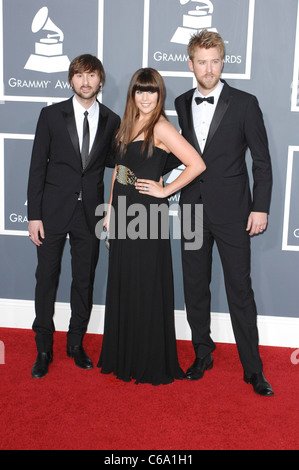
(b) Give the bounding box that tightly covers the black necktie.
[81,111,90,169]
[195,96,214,105]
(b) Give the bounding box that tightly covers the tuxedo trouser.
[181,204,263,376]
[32,201,100,352]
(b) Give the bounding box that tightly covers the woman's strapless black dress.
[98,141,184,385]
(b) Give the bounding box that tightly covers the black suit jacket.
[174,80,272,224]
[27,97,120,233]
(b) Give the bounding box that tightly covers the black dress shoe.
[186,353,213,381]
[67,345,93,370]
[244,371,274,396]
[31,351,53,379]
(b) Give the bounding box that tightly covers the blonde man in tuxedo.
[174,30,274,396]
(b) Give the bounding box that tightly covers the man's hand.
[246,212,268,236]
[28,220,45,246]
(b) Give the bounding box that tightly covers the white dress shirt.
[72,95,99,154]
[192,80,223,152]
[72,96,99,199]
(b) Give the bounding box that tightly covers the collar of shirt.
[72,96,100,153]
[193,80,224,108]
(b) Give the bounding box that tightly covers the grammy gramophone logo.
[24,6,70,73]
[171,0,217,45]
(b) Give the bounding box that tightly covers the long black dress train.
[98,141,184,385]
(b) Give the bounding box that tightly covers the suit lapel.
[62,98,81,163]
[85,102,108,169]
[184,90,203,155]
[205,80,231,150]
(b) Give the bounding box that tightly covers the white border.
[291,0,299,111]
[0,298,298,348]
[282,146,299,251]
[142,0,255,83]
[0,133,34,236]
[0,0,104,103]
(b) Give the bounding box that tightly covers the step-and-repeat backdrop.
[0,0,298,344]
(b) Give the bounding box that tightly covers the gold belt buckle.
[116,165,138,185]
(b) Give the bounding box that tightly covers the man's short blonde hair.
[187,29,225,61]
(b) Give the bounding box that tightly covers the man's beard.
[196,74,219,92]
[73,84,101,101]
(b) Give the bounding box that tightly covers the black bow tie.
[195,96,214,105]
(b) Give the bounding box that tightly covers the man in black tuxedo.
[28,54,120,379]
[175,30,274,395]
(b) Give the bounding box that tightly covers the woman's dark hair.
[116,68,167,157]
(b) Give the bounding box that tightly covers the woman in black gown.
[98,68,205,385]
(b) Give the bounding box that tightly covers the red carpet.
[0,327,298,451]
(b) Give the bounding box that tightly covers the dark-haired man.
[28,54,120,378]
[175,30,274,396]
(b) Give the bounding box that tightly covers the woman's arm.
[136,119,206,198]
[104,164,117,230]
